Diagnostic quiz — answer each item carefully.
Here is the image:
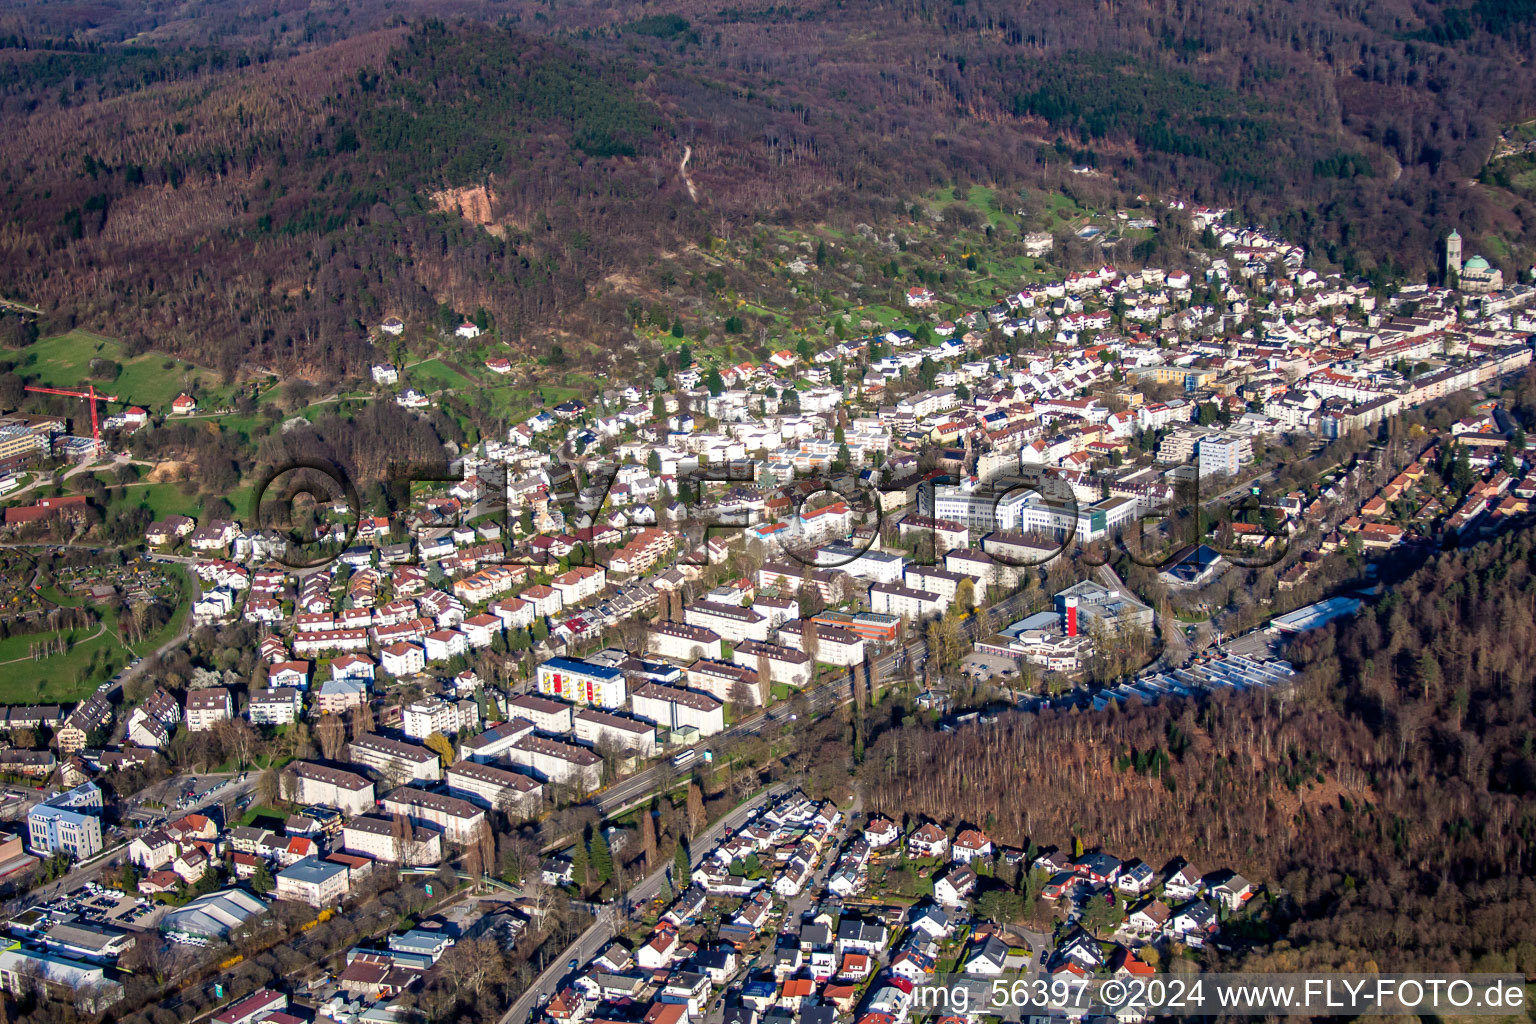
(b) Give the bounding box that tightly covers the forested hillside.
[858,526,1536,972]
[0,0,1533,374]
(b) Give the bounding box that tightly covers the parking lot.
[127,772,248,824]
[960,651,1023,683]
[19,879,163,932]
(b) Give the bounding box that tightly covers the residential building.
[341,815,442,866]
[28,804,102,860]
[649,621,724,662]
[509,735,604,790]
[507,693,575,733]
[535,657,627,709]
[1197,434,1252,478]
[291,762,375,815]
[460,719,536,763]
[247,687,301,726]
[346,734,441,783]
[185,688,233,732]
[630,683,724,737]
[683,602,769,644]
[275,858,350,907]
[402,697,479,740]
[444,762,543,816]
[573,708,658,758]
[379,787,486,844]
[55,696,111,753]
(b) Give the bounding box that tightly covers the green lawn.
[0,625,127,703]
[13,331,226,411]
[104,482,202,520]
[0,561,188,702]
[97,480,254,522]
[477,382,585,422]
[407,358,474,392]
[239,805,288,829]
[965,185,1013,228]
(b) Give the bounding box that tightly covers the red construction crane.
[24,384,121,455]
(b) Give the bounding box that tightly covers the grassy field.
[11,331,225,411]
[407,357,474,392]
[965,185,1013,227]
[475,382,585,422]
[239,805,287,829]
[103,481,203,519]
[0,559,189,702]
[97,480,255,521]
[0,624,126,703]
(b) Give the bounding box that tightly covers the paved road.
[1214,626,1280,660]
[503,590,1046,1021]
[502,782,794,1024]
[583,589,1039,825]
[14,772,259,910]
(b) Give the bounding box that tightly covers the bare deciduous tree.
[316,713,347,760]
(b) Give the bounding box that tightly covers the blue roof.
[279,858,348,884]
[540,656,622,680]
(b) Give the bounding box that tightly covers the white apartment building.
[28,805,102,859]
[185,688,233,732]
[550,566,606,606]
[685,659,766,706]
[574,708,659,758]
[422,629,469,662]
[346,734,441,783]
[444,762,543,816]
[341,814,442,866]
[630,683,724,737]
[459,719,535,762]
[683,601,769,644]
[380,642,426,676]
[868,582,946,619]
[1197,434,1252,479]
[796,624,865,666]
[731,640,812,688]
[247,687,301,726]
[501,697,571,738]
[402,697,480,740]
[509,735,603,791]
[379,787,486,844]
[946,548,1027,589]
[291,762,375,815]
[812,544,905,583]
[276,859,350,908]
[903,566,971,604]
[649,621,724,662]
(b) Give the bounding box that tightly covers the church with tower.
[1446,229,1503,293]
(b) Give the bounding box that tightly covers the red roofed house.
[952,829,993,863]
[213,989,287,1024]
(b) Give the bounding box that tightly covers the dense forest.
[857,523,1536,972]
[0,0,1532,374]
